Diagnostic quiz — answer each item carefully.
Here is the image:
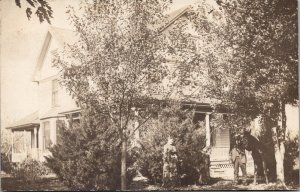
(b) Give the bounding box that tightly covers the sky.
[1,0,75,128]
[1,0,299,137]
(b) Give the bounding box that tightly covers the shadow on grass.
[130,174,300,191]
[1,177,69,191]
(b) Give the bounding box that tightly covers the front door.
[215,127,230,147]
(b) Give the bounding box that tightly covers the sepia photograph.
[1,0,299,191]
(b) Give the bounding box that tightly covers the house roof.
[32,26,77,82]
[31,6,196,83]
[6,111,39,130]
[48,26,77,45]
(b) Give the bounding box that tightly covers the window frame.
[52,79,59,107]
[43,121,51,151]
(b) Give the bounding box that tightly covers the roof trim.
[32,31,52,82]
[31,26,76,83]
[59,108,81,115]
[6,123,39,130]
[40,115,65,120]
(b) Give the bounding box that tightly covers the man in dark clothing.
[229,135,247,185]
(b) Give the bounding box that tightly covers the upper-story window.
[52,79,59,107]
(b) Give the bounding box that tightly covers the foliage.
[137,102,207,185]
[15,0,53,23]
[211,113,251,133]
[211,0,298,110]
[52,0,227,146]
[11,158,48,184]
[196,0,298,183]
[45,110,137,190]
[52,1,226,189]
[201,0,298,130]
[1,129,13,173]
[284,133,299,183]
[1,153,14,174]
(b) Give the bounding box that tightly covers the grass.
[130,176,300,191]
[1,176,69,191]
[1,171,299,191]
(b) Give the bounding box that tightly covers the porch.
[6,111,41,163]
[191,109,255,179]
[11,127,40,162]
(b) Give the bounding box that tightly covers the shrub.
[1,153,13,174]
[11,158,48,184]
[45,109,137,190]
[284,132,299,183]
[136,102,207,185]
[1,129,14,174]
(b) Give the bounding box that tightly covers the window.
[67,112,81,125]
[13,131,24,153]
[43,121,51,150]
[52,79,59,107]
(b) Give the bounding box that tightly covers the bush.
[284,132,299,183]
[11,158,48,184]
[45,109,137,190]
[1,153,13,174]
[136,102,207,185]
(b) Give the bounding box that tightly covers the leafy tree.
[15,0,53,23]
[52,1,230,189]
[53,1,172,189]
[203,0,298,185]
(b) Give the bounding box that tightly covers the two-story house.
[6,27,81,162]
[6,4,255,179]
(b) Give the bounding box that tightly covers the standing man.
[229,134,247,185]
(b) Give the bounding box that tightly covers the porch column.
[11,130,14,153]
[205,113,211,147]
[34,127,37,148]
[23,130,27,154]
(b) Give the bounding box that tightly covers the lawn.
[1,173,299,191]
[1,175,69,191]
[131,174,300,191]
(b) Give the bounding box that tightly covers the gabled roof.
[32,26,77,82]
[6,111,39,130]
[31,6,193,83]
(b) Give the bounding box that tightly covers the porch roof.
[40,107,65,120]
[58,106,81,115]
[6,111,39,130]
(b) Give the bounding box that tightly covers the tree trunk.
[272,127,285,183]
[268,100,286,185]
[121,138,127,190]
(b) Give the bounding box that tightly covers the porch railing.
[12,148,39,163]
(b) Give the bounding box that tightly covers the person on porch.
[229,134,247,185]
